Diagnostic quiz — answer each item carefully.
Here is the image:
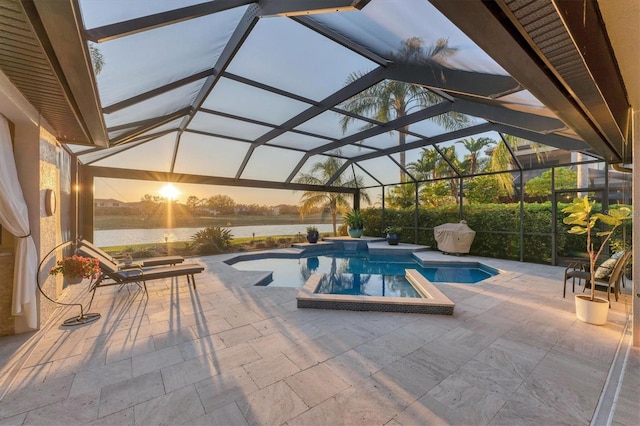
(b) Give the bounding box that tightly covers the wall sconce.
[44,188,56,216]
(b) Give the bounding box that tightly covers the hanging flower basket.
[49,255,101,283]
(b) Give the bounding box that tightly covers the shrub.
[191,226,233,254]
[130,248,157,258]
[360,202,632,264]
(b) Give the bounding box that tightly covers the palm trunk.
[587,219,595,301]
[331,211,337,236]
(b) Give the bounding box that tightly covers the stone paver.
[0,250,636,425]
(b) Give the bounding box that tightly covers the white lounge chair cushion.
[594,251,624,279]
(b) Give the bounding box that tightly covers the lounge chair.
[78,239,184,268]
[564,248,632,302]
[77,244,205,294]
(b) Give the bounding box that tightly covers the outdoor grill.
[433,221,476,255]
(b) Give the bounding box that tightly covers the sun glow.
[159,183,180,201]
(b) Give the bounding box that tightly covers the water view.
[94,223,335,247]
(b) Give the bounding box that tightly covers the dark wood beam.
[429,0,623,162]
[102,68,216,114]
[387,62,521,99]
[451,98,567,133]
[235,66,388,178]
[174,5,260,172]
[110,107,191,145]
[549,0,629,156]
[259,0,369,17]
[309,101,453,156]
[493,123,588,151]
[85,0,254,42]
[327,123,494,184]
[28,0,108,146]
[86,166,359,194]
[292,15,389,66]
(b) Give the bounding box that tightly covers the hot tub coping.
[296,269,455,315]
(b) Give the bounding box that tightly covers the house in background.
[94,198,125,208]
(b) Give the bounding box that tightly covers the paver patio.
[0,251,637,425]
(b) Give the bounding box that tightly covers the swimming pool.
[229,251,497,295]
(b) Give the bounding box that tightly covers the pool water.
[230,252,497,296]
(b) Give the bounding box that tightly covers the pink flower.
[49,255,101,280]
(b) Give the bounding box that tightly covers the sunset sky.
[94,177,381,207]
[95,177,303,205]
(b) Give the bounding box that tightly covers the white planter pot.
[574,294,609,325]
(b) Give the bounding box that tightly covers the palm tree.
[438,145,462,200]
[407,146,459,207]
[340,37,469,182]
[457,137,494,175]
[408,147,440,180]
[488,135,547,197]
[386,183,416,209]
[295,154,370,235]
[89,44,104,75]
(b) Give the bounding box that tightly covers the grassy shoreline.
[100,233,336,255]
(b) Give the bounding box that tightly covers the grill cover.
[434,222,476,254]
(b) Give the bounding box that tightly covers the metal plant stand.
[38,239,101,327]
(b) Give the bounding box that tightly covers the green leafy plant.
[49,255,101,280]
[562,196,631,301]
[306,226,318,233]
[384,226,402,235]
[191,226,233,254]
[343,209,364,229]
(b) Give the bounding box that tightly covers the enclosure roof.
[0,0,632,191]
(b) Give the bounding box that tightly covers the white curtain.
[0,114,38,329]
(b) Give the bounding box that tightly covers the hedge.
[362,202,632,264]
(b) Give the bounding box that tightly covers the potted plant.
[49,254,101,284]
[343,209,364,238]
[562,196,631,325]
[306,226,319,244]
[384,226,402,245]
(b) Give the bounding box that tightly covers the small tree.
[420,181,455,208]
[465,175,510,204]
[562,196,631,301]
[525,168,577,199]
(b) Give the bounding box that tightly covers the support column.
[79,165,94,242]
[519,170,524,263]
[70,156,78,241]
[458,176,463,221]
[381,185,385,233]
[414,183,419,244]
[633,110,639,347]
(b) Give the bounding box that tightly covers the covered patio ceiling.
[0,0,631,192]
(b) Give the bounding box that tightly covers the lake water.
[94,223,336,247]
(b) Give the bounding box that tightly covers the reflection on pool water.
[229,251,497,296]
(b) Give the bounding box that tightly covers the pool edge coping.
[296,271,455,315]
